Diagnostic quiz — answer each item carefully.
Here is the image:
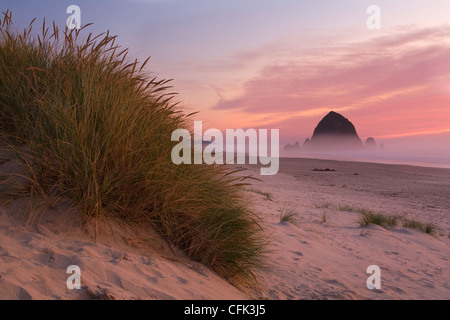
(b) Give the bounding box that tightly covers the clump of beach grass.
[279,207,298,226]
[355,207,437,235]
[320,211,327,224]
[0,11,267,282]
[358,211,399,228]
[401,218,437,235]
[333,204,438,236]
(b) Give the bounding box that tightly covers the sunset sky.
[3,0,450,154]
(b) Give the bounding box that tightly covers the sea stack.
[309,111,363,150]
[303,138,311,149]
[365,137,377,149]
[283,141,301,152]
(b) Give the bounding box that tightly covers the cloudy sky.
[2,0,450,152]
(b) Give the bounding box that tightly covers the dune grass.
[401,218,437,235]
[358,212,400,228]
[0,11,267,282]
[355,208,437,235]
[329,204,438,235]
[320,211,327,224]
[279,207,298,225]
[249,188,273,201]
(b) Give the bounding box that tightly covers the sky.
[2,0,450,162]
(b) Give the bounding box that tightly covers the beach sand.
[0,155,449,299]
[241,158,450,299]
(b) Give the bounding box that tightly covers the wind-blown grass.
[0,11,266,282]
[357,208,436,235]
[401,218,436,235]
[329,204,438,235]
[320,211,327,224]
[279,207,298,225]
[358,212,399,228]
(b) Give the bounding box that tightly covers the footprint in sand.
[291,251,303,261]
[177,276,189,284]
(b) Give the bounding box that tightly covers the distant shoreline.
[231,153,450,171]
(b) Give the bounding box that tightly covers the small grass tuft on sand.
[320,211,327,224]
[279,207,298,226]
[402,218,437,235]
[358,211,400,228]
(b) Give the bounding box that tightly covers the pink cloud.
[212,25,450,138]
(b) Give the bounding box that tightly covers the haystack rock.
[309,111,363,150]
[283,141,301,152]
[365,137,377,149]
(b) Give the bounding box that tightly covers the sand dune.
[0,207,248,300]
[0,156,449,299]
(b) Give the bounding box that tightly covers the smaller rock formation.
[303,138,311,149]
[283,141,301,152]
[365,137,377,149]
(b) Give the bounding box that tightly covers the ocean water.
[281,150,450,169]
[195,139,450,169]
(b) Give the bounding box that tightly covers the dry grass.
[0,11,267,282]
[401,218,437,235]
[329,203,438,235]
[358,212,400,228]
[279,207,298,226]
[356,208,437,235]
[320,211,327,224]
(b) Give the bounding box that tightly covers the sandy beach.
[1,155,449,300]
[242,158,450,299]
